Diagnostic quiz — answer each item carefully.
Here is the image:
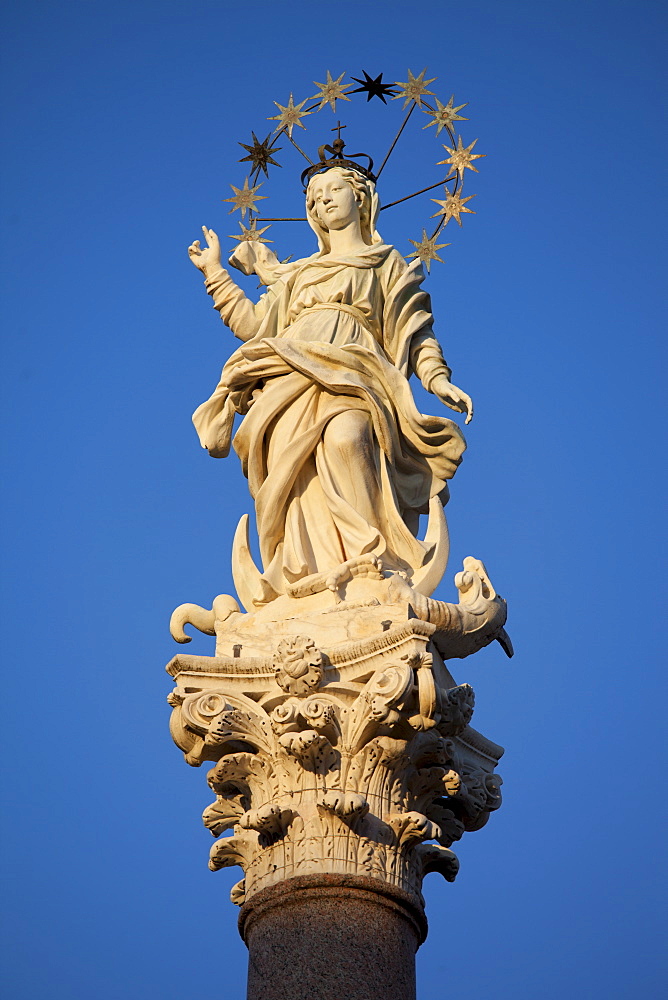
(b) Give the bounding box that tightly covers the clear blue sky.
[1,2,666,997]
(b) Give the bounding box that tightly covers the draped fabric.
[193,244,466,604]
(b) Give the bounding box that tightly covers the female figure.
[188,167,472,607]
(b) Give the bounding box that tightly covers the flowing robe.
[193,243,466,604]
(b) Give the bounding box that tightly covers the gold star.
[228,220,273,244]
[392,68,436,109]
[422,95,468,136]
[437,136,484,177]
[431,190,477,227]
[268,94,311,137]
[223,178,267,220]
[311,71,352,112]
[406,229,451,272]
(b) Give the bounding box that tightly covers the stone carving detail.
[273,635,323,695]
[166,612,504,910]
[169,557,512,662]
[387,557,513,659]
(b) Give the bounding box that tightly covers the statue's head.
[306,167,379,251]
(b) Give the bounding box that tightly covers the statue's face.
[309,170,360,231]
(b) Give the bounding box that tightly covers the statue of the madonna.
[188,164,473,608]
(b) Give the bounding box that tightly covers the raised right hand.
[188,226,222,273]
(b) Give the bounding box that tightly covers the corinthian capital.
[166,603,503,912]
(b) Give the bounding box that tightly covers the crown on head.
[301,130,375,189]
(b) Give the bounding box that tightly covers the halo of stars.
[218,67,484,271]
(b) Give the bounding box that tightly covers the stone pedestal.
[240,874,426,1000]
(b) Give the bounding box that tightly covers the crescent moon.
[231,513,263,612]
[410,496,450,597]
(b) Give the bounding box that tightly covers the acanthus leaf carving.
[238,802,296,847]
[230,879,246,906]
[318,790,369,826]
[426,802,466,847]
[386,811,442,848]
[203,796,246,837]
[416,843,460,883]
[208,834,255,873]
[278,730,339,774]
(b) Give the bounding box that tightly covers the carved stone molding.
[166,611,503,912]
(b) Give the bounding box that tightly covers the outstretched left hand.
[430,374,474,424]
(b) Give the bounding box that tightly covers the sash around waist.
[289,301,378,339]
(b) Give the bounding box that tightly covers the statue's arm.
[409,330,453,389]
[410,330,474,424]
[382,251,472,423]
[188,227,261,342]
[203,265,261,342]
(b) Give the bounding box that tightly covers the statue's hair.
[305,167,379,250]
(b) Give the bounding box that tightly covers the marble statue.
[187,167,474,608]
